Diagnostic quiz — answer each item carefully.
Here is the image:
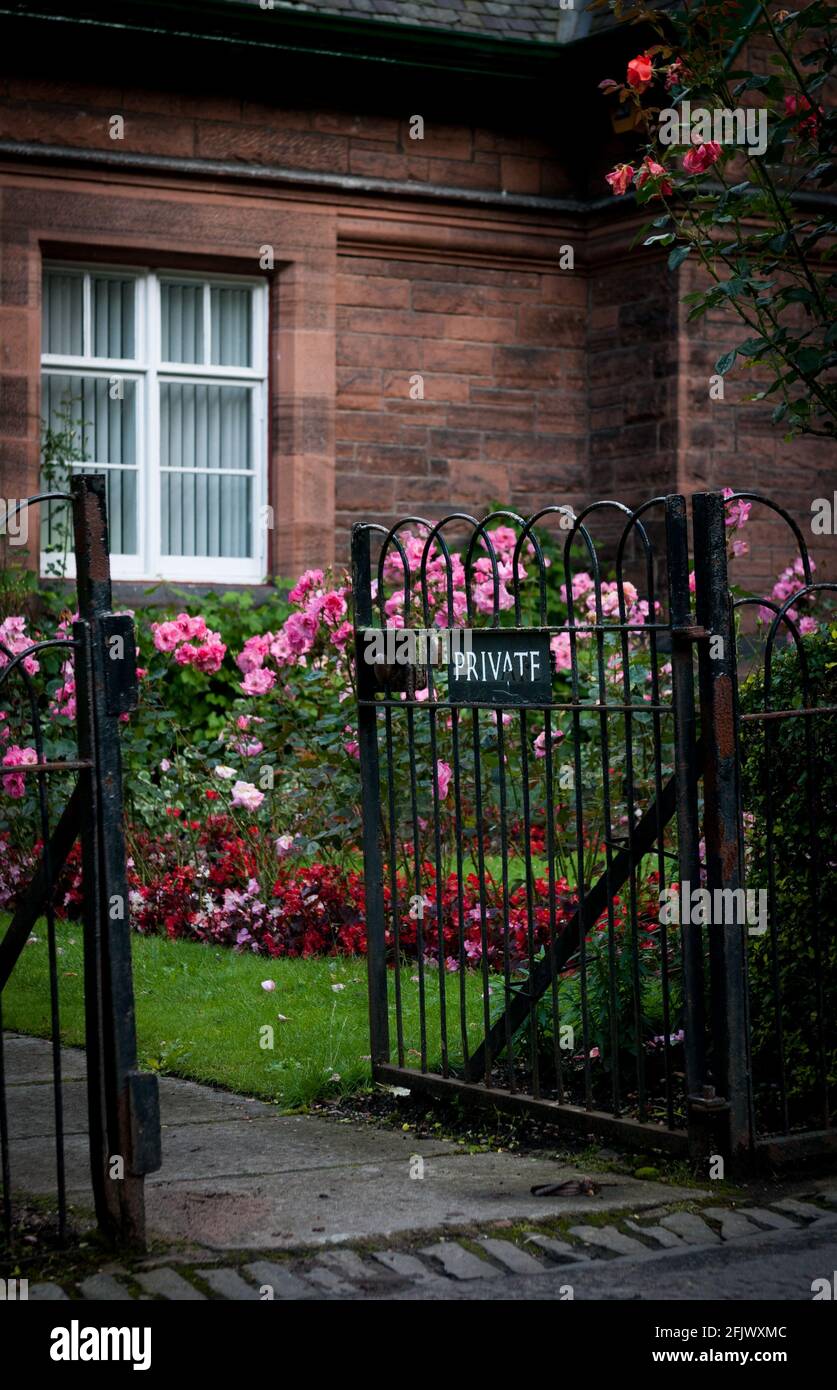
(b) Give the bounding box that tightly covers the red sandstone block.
[0,375,32,435]
[337,274,411,309]
[540,160,574,196]
[107,112,198,157]
[336,367,383,409]
[493,345,565,384]
[315,109,400,141]
[473,128,526,156]
[0,309,34,373]
[6,78,123,107]
[0,436,38,494]
[197,124,348,171]
[412,282,487,315]
[517,305,586,346]
[536,397,588,434]
[338,307,445,338]
[383,402,448,427]
[339,333,413,368]
[500,156,542,194]
[354,446,428,476]
[469,386,535,407]
[591,407,625,432]
[442,314,517,343]
[239,101,313,129]
[385,372,470,404]
[446,402,535,433]
[483,432,584,466]
[427,428,484,461]
[121,87,243,122]
[538,274,587,307]
[424,157,499,190]
[348,147,430,182]
[395,477,459,505]
[398,422,433,447]
[401,121,473,161]
[448,458,510,497]
[338,414,397,444]
[421,342,493,374]
[336,475,396,511]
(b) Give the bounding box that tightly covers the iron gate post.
[71,475,160,1245]
[352,524,390,1067]
[665,495,707,1113]
[692,491,754,1164]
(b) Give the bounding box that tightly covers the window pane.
[93,277,136,359]
[42,374,136,466]
[160,381,253,557]
[41,374,138,555]
[160,383,251,471]
[42,270,84,356]
[161,472,252,558]
[161,281,204,363]
[210,287,252,367]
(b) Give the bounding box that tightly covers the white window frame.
[41,262,268,584]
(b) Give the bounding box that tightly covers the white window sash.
[40,263,268,584]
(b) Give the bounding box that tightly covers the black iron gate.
[0,474,160,1246]
[352,491,835,1168]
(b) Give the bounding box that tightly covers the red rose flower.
[626,53,654,91]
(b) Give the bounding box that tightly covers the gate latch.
[672,625,710,642]
[101,613,140,716]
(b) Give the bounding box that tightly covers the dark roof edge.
[0,139,609,214]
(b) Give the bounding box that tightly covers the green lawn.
[1,922,489,1110]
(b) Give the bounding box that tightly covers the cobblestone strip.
[420,1242,500,1280]
[135,1269,207,1301]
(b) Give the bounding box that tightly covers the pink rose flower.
[435,759,453,801]
[241,667,276,696]
[231,780,265,813]
[683,141,722,175]
[606,163,634,196]
[534,728,564,759]
[636,156,673,197]
[2,744,37,798]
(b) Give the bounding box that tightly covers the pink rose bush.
[2,744,37,798]
[152,613,226,674]
[0,502,829,981]
[0,616,40,678]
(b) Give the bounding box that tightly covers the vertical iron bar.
[494,715,516,1093]
[692,491,753,1161]
[450,708,470,1072]
[383,706,404,1067]
[351,524,390,1068]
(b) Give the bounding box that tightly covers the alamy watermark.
[659,881,767,936]
[362,627,472,668]
[659,101,767,157]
